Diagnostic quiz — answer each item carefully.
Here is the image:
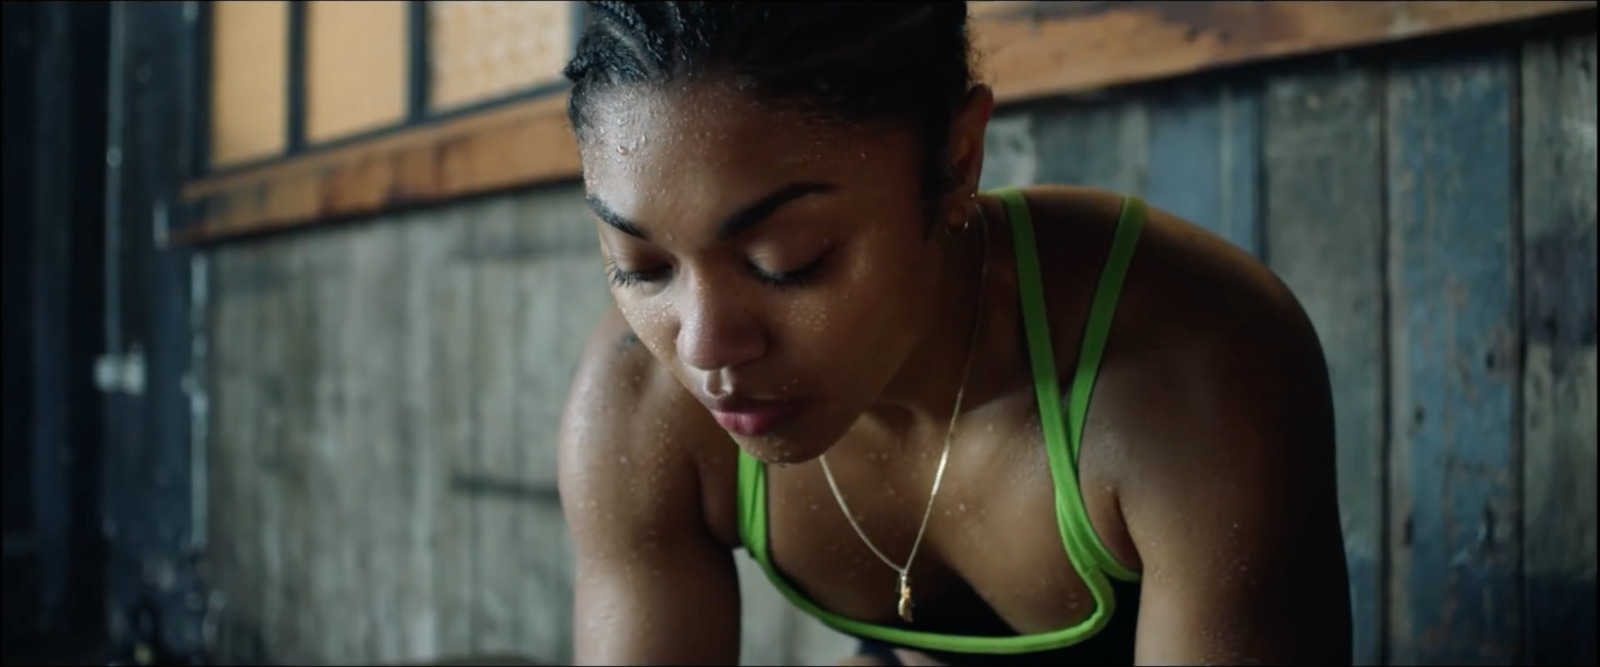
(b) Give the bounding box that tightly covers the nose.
[676,277,767,372]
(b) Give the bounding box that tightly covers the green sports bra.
[736,188,1147,655]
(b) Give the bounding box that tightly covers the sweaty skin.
[557,81,1352,665]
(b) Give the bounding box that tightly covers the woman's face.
[578,82,983,463]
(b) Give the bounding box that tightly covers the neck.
[864,196,1009,440]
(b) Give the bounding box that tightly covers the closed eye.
[604,259,671,288]
[750,253,828,289]
[605,254,830,291]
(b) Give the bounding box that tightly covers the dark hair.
[562,1,978,210]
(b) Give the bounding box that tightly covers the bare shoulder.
[557,305,740,551]
[1103,185,1329,448]
[1105,186,1334,491]
[1028,185,1349,662]
[1024,182,1337,539]
[1023,183,1324,408]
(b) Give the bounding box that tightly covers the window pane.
[210,0,288,168]
[428,1,572,113]
[305,1,408,144]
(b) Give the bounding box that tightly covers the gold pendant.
[897,572,914,622]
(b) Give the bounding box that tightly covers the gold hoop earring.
[946,199,978,238]
[945,212,969,237]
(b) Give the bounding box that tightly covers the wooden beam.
[173,93,577,243]
[975,1,1594,103]
[176,0,1595,244]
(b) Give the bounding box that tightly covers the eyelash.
[605,260,666,288]
[604,256,827,291]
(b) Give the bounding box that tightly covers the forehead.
[577,82,914,220]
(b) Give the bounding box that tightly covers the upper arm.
[558,308,741,665]
[1124,298,1352,665]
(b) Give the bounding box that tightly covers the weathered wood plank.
[515,501,577,665]
[509,191,606,663]
[207,245,264,663]
[470,197,527,655]
[1146,82,1262,255]
[341,217,410,661]
[299,227,366,662]
[394,216,447,662]
[203,246,235,661]
[421,209,482,657]
[1262,64,1386,666]
[1520,32,1598,667]
[1034,96,1150,195]
[252,236,290,664]
[275,233,318,664]
[1385,48,1521,665]
[979,113,1040,191]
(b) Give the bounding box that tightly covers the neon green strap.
[997,187,1144,578]
[735,189,1145,654]
[1061,192,1146,583]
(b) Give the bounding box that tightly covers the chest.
[703,407,1131,637]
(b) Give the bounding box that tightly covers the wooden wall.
[209,188,597,665]
[202,29,1597,666]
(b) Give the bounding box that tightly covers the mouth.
[701,394,804,437]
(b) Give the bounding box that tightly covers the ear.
[941,84,996,228]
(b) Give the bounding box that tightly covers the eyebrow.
[586,181,838,243]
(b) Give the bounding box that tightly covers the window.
[198,0,577,175]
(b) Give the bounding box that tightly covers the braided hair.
[563,1,978,210]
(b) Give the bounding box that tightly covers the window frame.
[186,0,586,182]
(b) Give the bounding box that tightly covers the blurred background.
[2,1,1594,665]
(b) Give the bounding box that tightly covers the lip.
[702,395,803,437]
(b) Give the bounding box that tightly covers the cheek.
[840,228,938,319]
[787,238,933,355]
[612,291,678,359]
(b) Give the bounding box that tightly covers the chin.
[730,433,828,465]
[727,419,849,465]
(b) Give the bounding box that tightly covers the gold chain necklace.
[818,200,991,623]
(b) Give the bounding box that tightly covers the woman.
[556,2,1352,665]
